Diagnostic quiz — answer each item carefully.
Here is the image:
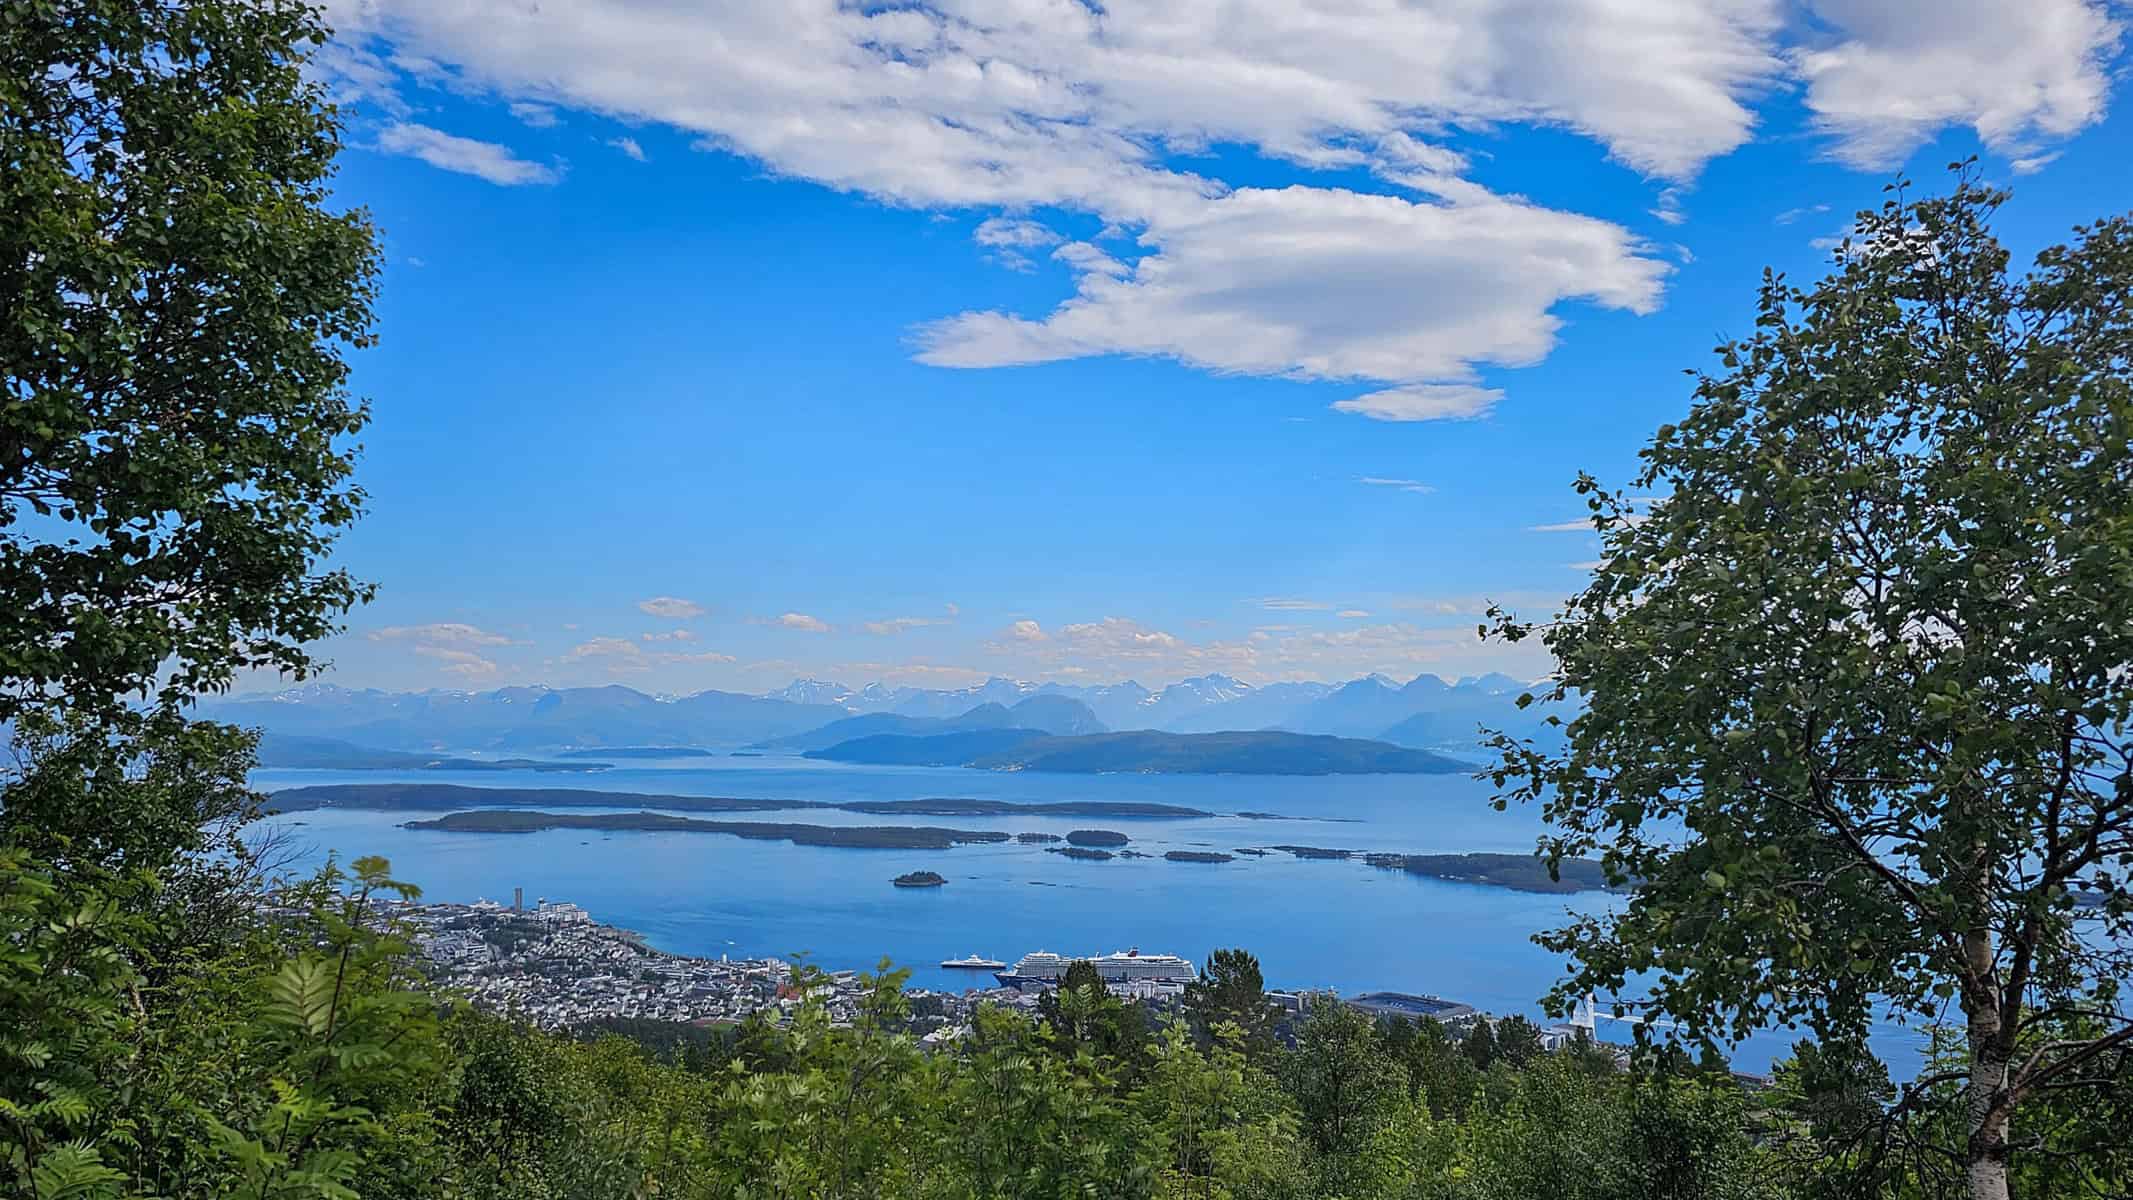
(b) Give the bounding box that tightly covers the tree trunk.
[1962,928,2013,1200]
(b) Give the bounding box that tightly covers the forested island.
[891,871,946,887]
[401,810,1014,850]
[1065,829,1130,847]
[805,729,1473,774]
[1258,846,1622,893]
[1047,846,1115,861]
[1165,850,1235,863]
[558,747,718,759]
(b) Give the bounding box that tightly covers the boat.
[940,953,1006,970]
[993,947,1197,990]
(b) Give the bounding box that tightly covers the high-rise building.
[513,886,523,912]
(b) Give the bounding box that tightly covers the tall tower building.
[513,886,523,912]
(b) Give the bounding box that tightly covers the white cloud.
[565,636,643,662]
[1337,609,1371,619]
[509,101,558,127]
[863,615,948,635]
[1358,476,1435,494]
[640,629,699,642]
[637,596,706,619]
[1773,203,1829,225]
[375,122,560,185]
[413,645,499,679]
[988,613,1550,683]
[917,186,1666,409]
[1255,598,1334,611]
[322,0,2121,417]
[1793,0,2122,169]
[369,622,514,646]
[776,612,831,633]
[314,0,1785,413]
[974,217,1062,249]
[662,650,738,666]
[1333,383,1501,423]
[1006,619,1048,642]
[609,135,647,161]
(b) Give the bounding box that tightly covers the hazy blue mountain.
[206,672,1547,756]
[757,695,1103,752]
[977,730,1473,774]
[803,727,1047,766]
[254,733,605,772]
[1162,680,1334,733]
[1002,694,1107,735]
[1127,673,1254,728]
[765,678,855,707]
[807,728,1470,774]
[203,683,846,750]
[1272,674,1419,738]
[1039,680,1152,729]
[863,676,1046,718]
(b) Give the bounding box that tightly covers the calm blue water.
[252,757,1917,1072]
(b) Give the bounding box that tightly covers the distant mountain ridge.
[806,729,1473,775]
[204,669,1553,754]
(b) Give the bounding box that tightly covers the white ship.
[940,953,1006,970]
[994,947,1197,990]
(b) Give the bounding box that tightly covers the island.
[400,809,1014,851]
[1366,852,1624,894]
[1065,829,1129,847]
[805,729,1474,775]
[892,871,947,888]
[1164,850,1234,864]
[841,797,1211,818]
[1015,832,1063,844]
[1233,848,1271,856]
[268,783,1214,821]
[1261,845,1625,893]
[557,747,717,759]
[1046,846,1115,861]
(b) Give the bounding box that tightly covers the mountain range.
[202,671,1555,754]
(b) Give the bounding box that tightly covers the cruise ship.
[940,953,1005,970]
[994,948,1198,990]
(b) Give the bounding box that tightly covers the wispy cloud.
[1338,609,1371,619]
[641,629,699,642]
[369,622,515,646]
[1333,384,1501,423]
[1254,598,1335,612]
[1773,203,1829,225]
[1358,476,1435,495]
[508,101,557,127]
[609,135,647,161]
[775,612,830,633]
[413,645,499,679]
[375,123,559,186]
[637,596,705,620]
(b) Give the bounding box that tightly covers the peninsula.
[401,810,1014,851]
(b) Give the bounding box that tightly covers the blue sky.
[294,0,2132,695]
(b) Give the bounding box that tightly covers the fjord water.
[251,757,1807,1069]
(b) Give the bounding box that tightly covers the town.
[360,892,1634,1057]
